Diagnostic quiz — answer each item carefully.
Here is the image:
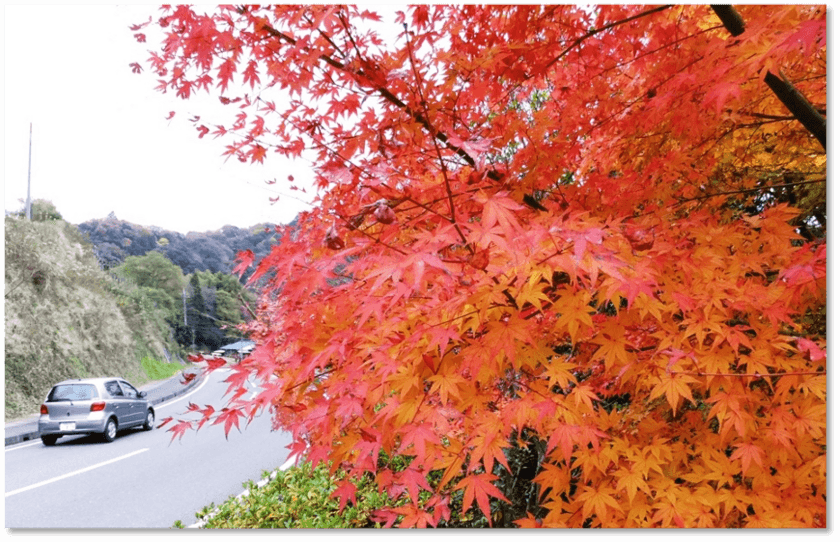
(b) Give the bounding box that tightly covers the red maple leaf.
[330,480,358,512]
[213,408,245,439]
[796,338,825,362]
[249,144,267,164]
[453,473,509,526]
[232,250,255,278]
[167,419,194,443]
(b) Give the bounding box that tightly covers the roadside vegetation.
[180,462,392,529]
[140,356,186,381]
[179,452,496,529]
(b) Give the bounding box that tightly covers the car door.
[118,380,144,427]
[104,380,132,427]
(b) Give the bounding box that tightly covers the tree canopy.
[137,5,826,528]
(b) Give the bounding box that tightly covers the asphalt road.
[4,367,293,529]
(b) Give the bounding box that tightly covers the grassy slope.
[4,217,183,419]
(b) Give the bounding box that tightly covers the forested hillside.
[110,252,257,351]
[76,213,282,276]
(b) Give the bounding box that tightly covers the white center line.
[5,448,149,498]
[4,441,42,453]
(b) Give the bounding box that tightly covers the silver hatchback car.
[38,377,155,445]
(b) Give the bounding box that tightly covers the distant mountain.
[76,214,287,277]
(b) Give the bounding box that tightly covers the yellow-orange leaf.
[650,372,698,414]
[577,483,623,520]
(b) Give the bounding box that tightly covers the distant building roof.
[220,340,255,351]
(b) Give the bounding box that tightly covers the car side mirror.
[139,391,147,398]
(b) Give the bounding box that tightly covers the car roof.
[51,377,126,387]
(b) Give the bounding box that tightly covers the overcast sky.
[3,4,327,234]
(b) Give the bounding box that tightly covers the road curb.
[147,372,203,407]
[4,370,203,447]
[4,432,39,447]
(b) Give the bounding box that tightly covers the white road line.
[5,448,149,498]
[4,441,42,453]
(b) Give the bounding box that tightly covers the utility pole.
[25,123,32,220]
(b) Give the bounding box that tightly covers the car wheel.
[41,435,58,446]
[143,409,155,431]
[102,418,118,442]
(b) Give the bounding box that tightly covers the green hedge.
[186,461,395,528]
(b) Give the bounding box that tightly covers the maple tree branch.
[741,110,825,121]
[397,185,491,214]
[671,370,825,378]
[335,213,408,256]
[590,25,720,83]
[303,11,348,62]
[544,5,674,72]
[429,306,505,330]
[237,291,257,320]
[277,367,338,396]
[403,195,457,224]
[505,5,678,131]
[403,25,472,250]
[336,8,367,61]
[710,5,826,150]
[709,5,745,35]
[676,178,825,205]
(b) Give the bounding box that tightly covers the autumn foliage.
[138,5,826,527]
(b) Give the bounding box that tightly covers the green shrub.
[192,461,396,529]
[181,450,497,529]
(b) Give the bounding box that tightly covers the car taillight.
[90,402,106,412]
[40,404,49,415]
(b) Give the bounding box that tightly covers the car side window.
[120,381,139,399]
[105,380,124,397]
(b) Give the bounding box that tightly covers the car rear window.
[48,384,98,401]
